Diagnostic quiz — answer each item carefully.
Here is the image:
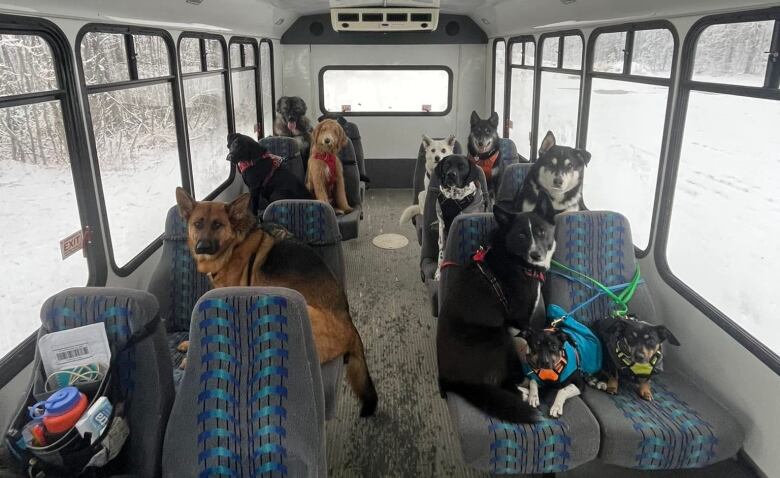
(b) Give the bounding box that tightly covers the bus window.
[665,16,780,353]
[229,39,259,138]
[0,32,88,358]
[320,67,452,115]
[537,33,583,148]
[79,28,184,269]
[492,39,506,137]
[584,25,676,250]
[259,40,274,138]
[506,37,535,159]
[179,34,232,199]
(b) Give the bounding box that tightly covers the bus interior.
[0,0,779,476]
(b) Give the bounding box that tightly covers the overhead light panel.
[331,7,439,31]
[185,0,204,5]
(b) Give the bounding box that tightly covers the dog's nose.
[435,156,440,161]
[477,141,484,146]
[324,138,331,144]
[529,251,542,262]
[195,240,217,255]
[634,352,647,363]
[553,177,564,187]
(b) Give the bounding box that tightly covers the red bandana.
[312,151,338,189]
[471,151,500,182]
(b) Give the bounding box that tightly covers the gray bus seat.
[162,287,326,478]
[40,287,174,477]
[496,163,533,211]
[262,199,346,419]
[411,139,463,245]
[336,137,363,240]
[259,136,305,183]
[420,164,487,317]
[437,215,600,473]
[547,211,745,470]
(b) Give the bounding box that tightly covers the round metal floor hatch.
[372,233,409,250]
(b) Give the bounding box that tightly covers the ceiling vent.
[185,0,204,5]
[331,8,439,32]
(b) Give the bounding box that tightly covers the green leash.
[550,259,641,317]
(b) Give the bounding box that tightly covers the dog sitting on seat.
[274,96,313,165]
[399,134,457,225]
[468,111,505,199]
[306,119,352,215]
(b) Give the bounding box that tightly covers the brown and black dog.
[306,119,352,215]
[174,187,377,416]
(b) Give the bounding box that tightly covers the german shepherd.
[174,187,377,416]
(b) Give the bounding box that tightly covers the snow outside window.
[507,39,534,160]
[493,40,506,136]
[230,42,259,139]
[260,41,274,138]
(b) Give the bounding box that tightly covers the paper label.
[422,104,432,112]
[341,104,352,112]
[38,323,112,377]
[60,229,84,260]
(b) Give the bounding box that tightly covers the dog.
[174,188,377,416]
[432,154,485,280]
[502,131,591,215]
[318,113,371,185]
[436,195,557,423]
[468,111,505,198]
[274,96,313,164]
[306,119,352,215]
[594,315,680,401]
[399,134,457,225]
[226,133,311,214]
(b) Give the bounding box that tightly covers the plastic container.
[29,386,89,435]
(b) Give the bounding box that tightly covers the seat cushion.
[336,207,361,241]
[583,370,744,469]
[446,393,599,473]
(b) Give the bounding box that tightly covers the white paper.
[38,323,111,377]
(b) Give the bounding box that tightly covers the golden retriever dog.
[306,119,353,215]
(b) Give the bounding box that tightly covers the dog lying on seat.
[306,119,352,215]
[399,134,457,226]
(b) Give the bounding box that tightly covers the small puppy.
[274,96,313,163]
[468,111,505,198]
[504,131,591,215]
[434,154,485,280]
[226,133,311,214]
[594,316,680,401]
[518,328,585,418]
[306,119,352,215]
[399,134,457,225]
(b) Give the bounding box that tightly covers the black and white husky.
[503,131,591,215]
[400,134,457,225]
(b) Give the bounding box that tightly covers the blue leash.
[549,269,645,318]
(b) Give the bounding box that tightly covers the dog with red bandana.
[306,119,352,215]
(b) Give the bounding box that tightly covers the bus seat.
[547,211,745,470]
[496,163,533,210]
[437,215,600,473]
[40,288,173,477]
[262,199,346,420]
[162,287,326,478]
[420,166,488,317]
[496,137,526,165]
[411,138,464,245]
[259,136,306,183]
[336,137,362,240]
[148,206,212,370]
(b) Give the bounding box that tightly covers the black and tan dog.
[468,111,505,199]
[274,96,313,164]
[594,316,680,401]
[174,187,377,416]
[307,119,352,215]
[436,196,557,423]
[226,133,311,214]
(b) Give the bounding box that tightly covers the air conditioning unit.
[331,8,440,32]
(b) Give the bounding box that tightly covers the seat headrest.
[443,213,496,265]
[260,136,300,159]
[164,205,188,241]
[262,200,342,245]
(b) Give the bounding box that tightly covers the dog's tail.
[441,380,541,423]
[345,328,378,417]
[399,204,421,225]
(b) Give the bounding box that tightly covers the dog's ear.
[422,134,433,147]
[493,203,515,229]
[575,148,592,166]
[488,112,499,128]
[293,96,307,114]
[534,191,557,225]
[226,133,240,148]
[517,328,534,341]
[656,325,681,346]
[227,193,251,224]
[175,187,196,220]
[539,131,556,155]
[446,134,456,147]
[275,97,285,112]
[470,110,480,126]
[335,123,348,151]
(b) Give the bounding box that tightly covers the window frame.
[655,8,780,376]
[76,24,189,276]
[228,36,261,135]
[533,30,585,160]
[581,21,679,258]
[177,32,236,201]
[504,35,537,154]
[0,15,102,384]
[317,65,455,117]
[258,38,276,133]
[491,37,506,135]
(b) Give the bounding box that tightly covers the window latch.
[765,51,779,62]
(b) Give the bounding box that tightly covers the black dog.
[274,96,313,166]
[226,133,311,214]
[594,316,680,401]
[501,131,591,215]
[468,111,505,198]
[436,196,557,423]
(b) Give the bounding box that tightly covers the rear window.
[320,66,452,115]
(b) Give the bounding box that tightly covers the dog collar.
[313,151,339,187]
[472,150,500,181]
[615,338,662,377]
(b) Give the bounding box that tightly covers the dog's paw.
[549,402,565,418]
[596,381,608,391]
[434,269,441,281]
[606,376,619,395]
[528,391,540,408]
[517,386,530,402]
[638,382,653,401]
[177,340,189,352]
[343,207,354,214]
[179,357,187,370]
[334,208,345,216]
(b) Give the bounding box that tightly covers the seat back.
[148,206,212,335]
[496,163,533,209]
[40,287,174,477]
[412,139,463,205]
[262,200,345,285]
[338,137,361,208]
[342,120,366,179]
[259,136,305,182]
[162,287,326,478]
[546,211,656,326]
[437,213,496,304]
[496,137,525,164]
